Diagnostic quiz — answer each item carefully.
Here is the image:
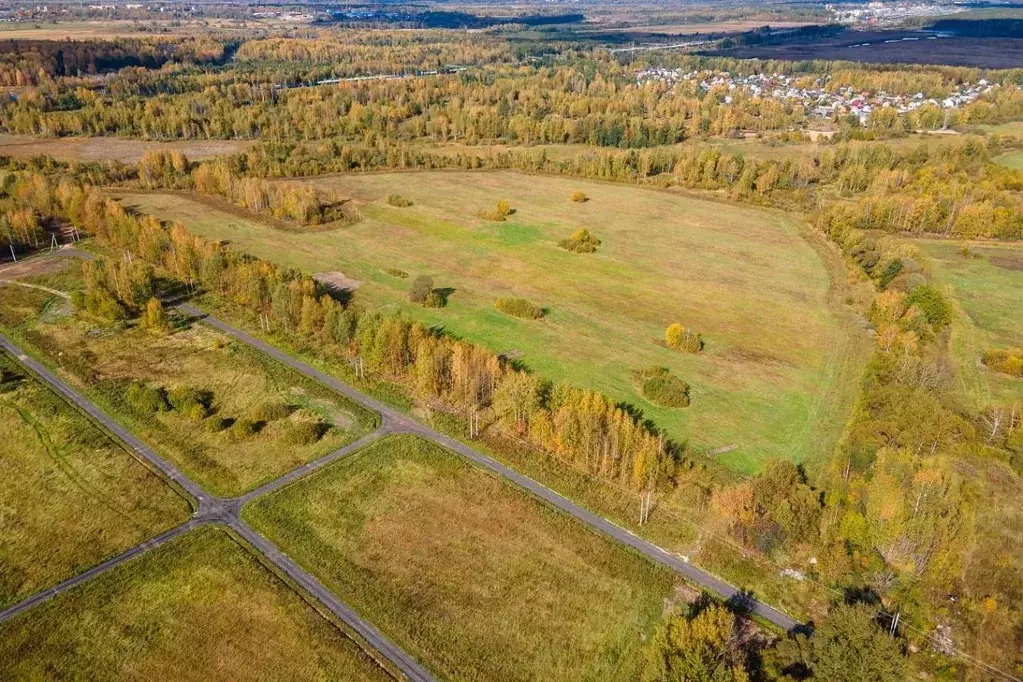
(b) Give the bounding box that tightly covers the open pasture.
[244,435,682,682]
[0,527,389,681]
[1,279,376,497]
[0,351,189,609]
[916,240,1023,407]
[115,170,866,473]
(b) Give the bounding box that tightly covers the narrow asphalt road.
[179,304,801,632]
[0,520,200,624]
[0,331,436,682]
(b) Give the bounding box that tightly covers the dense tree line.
[5,51,1022,145]
[0,37,227,87]
[138,151,350,226]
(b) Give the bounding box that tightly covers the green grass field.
[917,240,1023,407]
[993,150,1023,171]
[0,278,377,497]
[244,435,683,681]
[0,353,190,609]
[0,526,390,681]
[116,170,868,473]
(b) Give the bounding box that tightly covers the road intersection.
[0,302,798,681]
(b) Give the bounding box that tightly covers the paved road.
[0,331,436,682]
[0,520,199,624]
[179,304,800,632]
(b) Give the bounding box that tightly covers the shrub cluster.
[558,228,601,253]
[665,323,704,353]
[387,194,413,207]
[249,400,291,423]
[494,297,544,320]
[168,387,213,420]
[983,348,1023,377]
[230,418,260,439]
[282,410,328,445]
[635,367,691,408]
[477,200,513,222]
[408,274,445,307]
[570,191,588,203]
[384,267,409,279]
[126,381,170,414]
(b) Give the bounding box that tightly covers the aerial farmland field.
[0,527,389,681]
[116,170,868,473]
[244,435,683,681]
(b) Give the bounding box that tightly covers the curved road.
[179,304,800,631]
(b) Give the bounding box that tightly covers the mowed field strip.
[0,526,391,681]
[0,351,190,610]
[916,240,1023,408]
[244,435,685,682]
[117,170,867,472]
[0,134,252,164]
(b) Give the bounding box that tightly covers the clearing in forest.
[0,276,377,497]
[0,134,252,163]
[115,170,867,473]
[917,240,1023,408]
[243,435,682,682]
[0,351,190,609]
[0,527,389,681]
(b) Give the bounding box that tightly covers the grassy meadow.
[0,526,390,681]
[0,134,251,163]
[116,170,868,473]
[0,352,190,609]
[993,149,1023,171]
[917,240,1023,408]
[0,277,377,497]
[244,435,683,681]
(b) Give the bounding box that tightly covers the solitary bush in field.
[570,191,588,203]
[983,348,1023,377]
[204,416,229,433]
[230,418,260,440]
[495,297,544,320]
[665,323,703,353]
[387,194,414,207]
[559,228,601,253]
[409,275,435,304]
[168,387,213,417]
[384,267,409,279]
[635,367,691,408]
[477,200,513,222]
[127,382,170,414]
[249,400,290,423]
[424,290,446,308]
[282,415,328,445]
